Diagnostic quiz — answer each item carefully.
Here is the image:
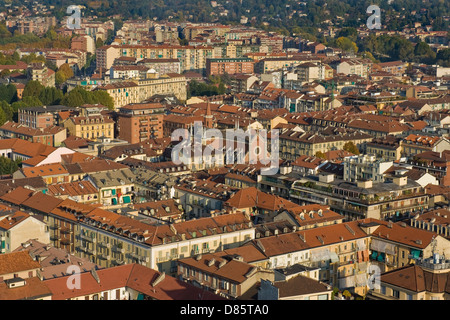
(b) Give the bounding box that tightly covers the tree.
[0,84,18,104]
[22,80,45,99]
[0,107,6,126]
[92,91,115,109]
[38,87,64,106]
[343,141,360,155]
[315,151,326,159]
[55,71,66,86]
[0,156,21,175]
[58,64,74,80]
[96,37,104,48]
[60,90,85,107]
[0,69,10,78]
[335,37,358,53]
[21,96,43,107]
[0,101,13,122]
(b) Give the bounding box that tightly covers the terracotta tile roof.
[222,245,269,264]
[0,251,41,275]
[0,122,65,137]
[282,204,344,227]
[62,136,91,149]
[323,149,355,161]
[22,163,69,178]
[0,277,52,300]
[21,192,64,215]
[0,186,35,205]
[0,138,55,158]
[274,274,331,298]
[250,220,370,257]
[47,180,98,197]
[13,240,98,280]
[126,263,224,300]
[413,209,450,226]
[404,134,441,147]
[133,199,183,219]
[0,206,30,230]
[44,263,223,300]
[225,187,301,212]
[292,155,326,169]
[380,264,450,293]
[50,199,97,221]
[372,221,437,249]
[179,253,261,284]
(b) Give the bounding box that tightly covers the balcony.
[98,253,111,261]
[80,234,96,243]
[128,252,140,260]
[112,245,125,254]
[50,235,60,241]
[60,228,73,235]
[60,239,71,245]
[98,241,111,249]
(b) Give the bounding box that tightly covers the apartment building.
[343,154,393,183]
[177,252,274,299]
[368,220,450,273]
[0,205,49,254]
[96,74,187,108]
[368,256,450,300]
[400,134,450,158]
[85,169,136,206]
[206,58,254,76]
[96,45,121,71]
[44,263,222,300]
[27,63,55,87]
[277,127,373,160]
[295,62,326,83]
[117,103,165,143]
[273,204,344,230]
[46,181,99,204]
[0,122,67,147]
[290,174,429,221]
[173,179,237,219]
[71,35,96,54]
[410,209,450,239]
[77,210,254,272]
[62,115,115,140]
[255,57,321,74]
[336,58,372,78]
[229,74,259,94]
[18,106,76,129]
[375,61,406,77]
[97,45,214,73]
[366,136,403,161]
[136,58,181,75]
[243,219,373,296]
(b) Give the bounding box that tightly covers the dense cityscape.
[0,0,448,304]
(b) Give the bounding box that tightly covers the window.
[392,290,400,298]
[381,286,386,295]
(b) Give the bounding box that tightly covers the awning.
[410,249,421,259]
[338,275,356,289]
[329,252,339,263]
[112,198,118,205]
[371,239,388,253]
[377,252,385,262]
[371,251,378,260]
[123,195,131,204]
